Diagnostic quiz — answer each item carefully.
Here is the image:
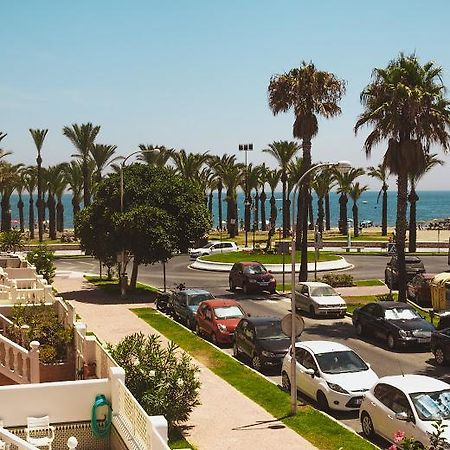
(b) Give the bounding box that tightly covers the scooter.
[155,292,173,315]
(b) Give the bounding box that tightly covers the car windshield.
[310,286,337,297]
[410,389,450,421]
[188,293,214,305]
[245,265,267,275]
[315,350,368,374]
[202,243,215,249]
[255,321,284,339]
[405,256,421,264]
[384,308,420,320]
[214,306,244,319]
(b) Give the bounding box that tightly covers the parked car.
[407,273,434,307]
[431,327,450,365]
[294,282,347,318]
[360,375,450,447]
[233,316,293,371]
[385,255,425,289]
[196,298,246,345]
[281,341,378,411]
[360,220,373,228]
[189,241,238,259]
[171,288,215,329]
[229,262,276,294]
[352,301,435,350]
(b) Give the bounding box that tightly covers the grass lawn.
[354,279,385,287]
[201,250,340,264]
[84,276,159,295]
[133,307,376,450]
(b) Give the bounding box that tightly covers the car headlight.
[262,350,276,358]
[217,323,227,332]
[327,382,349,394]
[399,329,412,338]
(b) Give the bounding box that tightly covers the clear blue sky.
[2,0,450,189]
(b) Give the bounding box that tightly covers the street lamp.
[119,148,160,297]
[289,160,351,415]
[239,143,253,247]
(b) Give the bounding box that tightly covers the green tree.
[0,163,23,231]
[268,62,346,281]
[29,129,48,242]
[76,164,211,289]
[138,144,173,167]
[45,165,65,240]
[0,230,25,252]
[171,149,209,181]
[26,245,56,283]
[367,164,390,236]
[90,143,120,189]
[65,161,84,222]
[15,172,25,232]
[349,182,369,237]
[312,169,335,233]
[0,132,12,160]
[108,333,201,429]
[355,53,450,302]
[63,122,101,207]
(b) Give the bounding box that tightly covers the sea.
[7,191,450,230]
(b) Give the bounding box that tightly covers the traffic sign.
[281,313,304,338]
[387,243,397,255]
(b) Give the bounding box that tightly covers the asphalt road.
[55,254,450,444]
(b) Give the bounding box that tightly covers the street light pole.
[289,160,351,415]
[239,143,253,247]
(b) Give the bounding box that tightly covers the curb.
[190,256,351,273]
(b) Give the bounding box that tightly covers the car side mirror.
[395,412,409,422]
[305,368,315,377]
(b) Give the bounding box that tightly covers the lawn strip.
[84,276,159,295]
[134,307,376,450]
[353,279,384,287]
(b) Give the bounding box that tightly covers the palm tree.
[258,164,269,231]
[408,154,444,252]
[22,167,37,239]
[221,161,244,238]
[138,144,173,167]
[0,133,12,160]
[171,149,209,181]
[45,165,65,240]
[65,161,84,221]
[335,168,365,235]
[349,182,369,237]
[268,62,346,281]
[90,144,120,185]
[63,122,101,207]
[15,174,26,232]
[262,141,300,238]
[241,164,262,236]
[264,169,281,250]
[55,165,68,233]
[0,163,23,231]
[29,128,48,242]
[367,164,390,236]
[287,157,304,243]
[312,169,335,232]
[355,53,450,302]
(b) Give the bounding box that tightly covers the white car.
[281,341,378,411]
[360,375,450,447]
[295,282,347,317]
[189,241,238,259]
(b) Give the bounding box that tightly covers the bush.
[319,273,354,287]
[26,245,55,283]
[108,333,201,429]
[0,230,25,253]
[376,293,396,302]
[60,231,78,243]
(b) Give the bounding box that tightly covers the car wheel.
[229,279,236,292]
[317,391,329,412]
[281,371,291,392]
[251,354,262,371]
[309,306,316,318]
[211,333,218,346]
[243,283,250,295]
[387,333,396,350]
[355,321,364,337]
[195,323,202,336]
[361,411,375,438]
[435,347,447,366]
[269,287,276,295]
[233,341,241,358]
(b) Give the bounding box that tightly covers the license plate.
[417,338,429,343]
[259,282,269,286]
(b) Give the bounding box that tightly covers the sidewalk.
[53,273,317,450]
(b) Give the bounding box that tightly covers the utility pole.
[239,143,253,248]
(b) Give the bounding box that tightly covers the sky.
[2,0,450,190]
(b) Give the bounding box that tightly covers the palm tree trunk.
[37,154,43,242]
[282,177,287,238]
[56,199,64,232]
[317,196,324,233]
[254,191,259,231]
[227,190,238,238]
[339,194,349,235]
[218,182,223,230]
[286,197,291,231]
[18,196,24,232]
[408,187,419,253]
[130,258,139,289]
[396,169,408,302]
[300,139,312,282]
[308,192,314,230]
[28,195,35,239]
[295,191,302,250]
[72,197,80,219]
[82,159,91,207]
[270,193,277,226]
[1,196,11,232]
[325,192,331,231]
[208,191,213,223]
[47,195,57,240]
[353,203,359,237]
[382,187,388,236]
[260,190,267,231]
[244,192,251,241]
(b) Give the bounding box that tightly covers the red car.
[229,261,277,294]
[195,299,246,345]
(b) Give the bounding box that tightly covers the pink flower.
[393,430,405,443]
[388,445,397,450]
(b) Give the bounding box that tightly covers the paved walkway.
[53,273,317,450]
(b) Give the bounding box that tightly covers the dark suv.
[384,255,425,289]
[229,262,276,294]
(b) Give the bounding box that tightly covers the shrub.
[60,231,77,243]
[0,230,25,253]
[26,245,55,283]
[108,333,201,429]
[376,293,396,302]
[319,273,354,287]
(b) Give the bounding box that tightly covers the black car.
[384,255,425,289]
[233,316,293,371]
[431,327,450,365]
[352,301,435,350]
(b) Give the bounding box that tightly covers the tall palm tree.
[221,161,244,238]
[55,165,68,233]
[264,168,281,250]
[349,182,369,237]
[64,161,84,221]
[312,169,335,232]
[262,141,300,238]
[258,164,269,231]
[29,128,48,242]
[335,168,365,235]
[15,174,26,232]
[408,154,444,252]
[0,163,23,231]
[22,167,37,239]
[63,122,101,207]
[268,62,346,281]
[287,157,304,244]
[171,149,209,181]
[45,165,66,240]
[241,164,262,236]
[0,132,12,160]
[355,53,450,302]
[138,144,173,167]
[367,164,390,236]
[90,143,120,185]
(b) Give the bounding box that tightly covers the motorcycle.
[155,283,186,315]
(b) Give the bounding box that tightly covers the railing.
[0,426,39,450]
[0,336,40,384]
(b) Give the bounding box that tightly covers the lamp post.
[239,143,253,248]
[289,160,351,415]
[119,148,159,298]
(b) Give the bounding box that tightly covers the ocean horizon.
[6,190,450,230]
